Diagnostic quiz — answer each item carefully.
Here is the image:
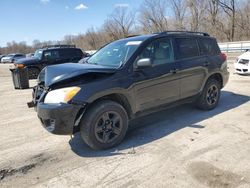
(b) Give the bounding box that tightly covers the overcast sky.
[0,0,143,47]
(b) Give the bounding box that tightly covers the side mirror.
[136,58,152,68]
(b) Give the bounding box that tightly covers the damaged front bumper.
[37,102,83,135]
[28,84,86,135]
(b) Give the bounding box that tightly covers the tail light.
[220,53,227,61]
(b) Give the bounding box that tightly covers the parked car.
[28,31,229,150]
[0,54,6,62]
[15,45,87,79]
[234,51,250,75]
[1,53,25,64]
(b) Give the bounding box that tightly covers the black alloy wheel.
[196,79,221,110]
[94,111,123,144]
[206,84,219,106]
[80,100,128,150]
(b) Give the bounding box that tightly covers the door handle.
[170,68,179,73]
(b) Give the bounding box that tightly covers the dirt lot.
[0,62,250,188]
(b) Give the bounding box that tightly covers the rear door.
[198,38,222,69]
[174,37,208,99]
[132,37,181,111]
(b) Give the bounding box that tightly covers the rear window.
[60,49,83,59]
[176,38,199,59]
[198,38,220,55]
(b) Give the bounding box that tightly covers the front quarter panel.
[72,71,137,113]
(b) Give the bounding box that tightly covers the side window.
[60,49,70,59]
[60,49,82,59]
[176,38,199,59]
[198,38,220,55]
[44,50,60,60]
[139,38,174,66]
[15,54,23,57]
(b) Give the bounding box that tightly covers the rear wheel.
[196,79,221,110]
[80,100,128,150]
[28,68,40,79]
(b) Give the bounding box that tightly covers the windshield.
[34,50,43,60]
[87,40,142,68]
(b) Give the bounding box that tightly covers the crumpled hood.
[44,63,117,87]
[16,57,40,64]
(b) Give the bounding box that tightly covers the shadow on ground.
[69,91,250,157]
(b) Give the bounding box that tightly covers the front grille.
[239,59,249,65]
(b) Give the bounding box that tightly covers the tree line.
[1,0,249,55]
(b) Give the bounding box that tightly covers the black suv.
[29,31,229,150]
[15,45,87,79]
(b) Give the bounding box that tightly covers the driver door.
[132,38,181,112]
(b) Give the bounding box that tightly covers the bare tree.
[2,0,250,54]
[217,0,237,41]
[187,0,207,31]
[139,0,169,33]
[207,0,220,25]
[236,0,250,40]
[170,0,187,30]
[63,35,75,45]
[103,7,135,40]
[85,27,103,50]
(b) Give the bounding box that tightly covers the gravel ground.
[0,62,249,188]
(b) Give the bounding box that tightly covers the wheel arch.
[73,93,133,134]
[204,72,223,89]
[89,93,133,119]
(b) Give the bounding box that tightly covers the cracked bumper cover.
[37,103,83,135]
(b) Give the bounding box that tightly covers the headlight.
[44,87,81,104]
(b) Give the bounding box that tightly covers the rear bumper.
[37,103,82,135]
[223,70,230,87]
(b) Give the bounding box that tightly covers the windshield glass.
[34,50,43,59]
[87,40,142,68]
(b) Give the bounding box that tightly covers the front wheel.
[196,79,221,110]
[80,100,128,150]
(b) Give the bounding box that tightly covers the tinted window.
[60,49,83,59]
[176,38,199,59]
[198,38,220,55]
[139,38,174,65]
[15,54,24,57]
[43,50,60,60]
[60,49,71,59]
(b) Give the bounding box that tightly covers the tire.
[28,68,40,79]
[80,100,128,150]
[196,79,221,110]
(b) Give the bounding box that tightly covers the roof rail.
[125,35,140,38]
[158,31,210,36]
[42,44,76,49]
